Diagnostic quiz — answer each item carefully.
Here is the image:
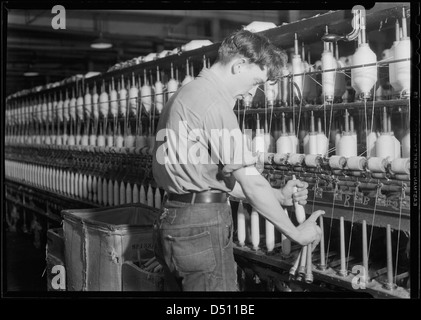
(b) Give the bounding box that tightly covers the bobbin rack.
[5,3,414,297]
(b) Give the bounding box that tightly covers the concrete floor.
[5,230,47,292]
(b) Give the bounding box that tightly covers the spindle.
[338,216,347,276]
[384,224,395,290]
[251,208,260,251]
[237,201,246,247]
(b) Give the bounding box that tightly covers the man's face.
[234,60,268,100]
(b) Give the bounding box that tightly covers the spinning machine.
[5,4,414,297]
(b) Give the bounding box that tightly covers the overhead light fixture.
[23,65,39,77]
[23,71,40,77]
[91,32,113,49]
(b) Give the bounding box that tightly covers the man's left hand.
[280,179,308,206]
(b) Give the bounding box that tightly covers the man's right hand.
[296,210,325,248]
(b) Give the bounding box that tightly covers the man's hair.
[217,29,287,82]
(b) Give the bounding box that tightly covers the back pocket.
[171,231,216,273]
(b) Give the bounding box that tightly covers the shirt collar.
[197,68,237,109]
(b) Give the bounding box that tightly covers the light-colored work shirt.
[152,68,256,194]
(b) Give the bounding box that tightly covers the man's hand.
[280,179,309,207]
[295,210,325,248]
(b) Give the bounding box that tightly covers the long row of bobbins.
[5,156,165,210]
[234,196,410,296]
[5,56,212,152]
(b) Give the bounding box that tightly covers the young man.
[152,29,324,291]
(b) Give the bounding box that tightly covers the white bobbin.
[273,153,287,165]
[390,158,410,175]
[304,154,321,168]
[347,156,367,171]
[329,155,346,169]
[367,157,388,173]
[287,153,305,166]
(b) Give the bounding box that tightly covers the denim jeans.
[153,199,238,291]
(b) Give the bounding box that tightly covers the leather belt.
[167,191,228,204]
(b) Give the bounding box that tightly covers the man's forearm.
[229,181,287,206]
[232,167,301,243]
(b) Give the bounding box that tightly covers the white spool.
[351,43,377,99]
[154,188,161,208]
[308,133,317,155]
[77,95,84,121]
[76,173,82,198]
[335,59,347,98]
[97,135,106,147]
[252,131,265,154]
[129,84,139,116]
[276,134,292,154]
[287,153,305,166]
[141,81,152,113]
[126,182,132,204]
[99,89,109,119]
[322,50,336,101]
[346,156,367,171]
[105,135,113,147]
[316,132,328,156]
[81,135,89,146]
[110,87,118,118]
[392,134,401,159]
[125,135,135,148]
[84,90,92,119]
[265,220,275,253]
[65,171,70,195]
[167,78,178,100]
[292,55,304,99]
[375,133,395,160]
[155,81,164,114]
[273,153,287,165]
[237,201,246,247]
[120,181,126,205]
[289,134,299,153]
[69,94,77,120]
[114,180,120,205]
[366,131,377,157]
[97,177,103,203]
[102,178,107,206]
[140,185,146,204]
[119,82,127,116]
[92,88,99,121]
[75,134,81,146]
[305,154,321,168]
[394,38,411,94]
[132,184,139,203]
[87,174,92,195]
[108,179,114,206]
[337,132,357,157]
[115,135,124,148]
[367,157,388,173]
[329,155,346,169]
[147,184,154,207]
[390,158,410,175]
[82,174,88,199]
[251,208,260,251]
[303,133,309,154]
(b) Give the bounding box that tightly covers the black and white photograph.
[2,0,419,313]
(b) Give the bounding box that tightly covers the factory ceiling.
[5,9,331,97]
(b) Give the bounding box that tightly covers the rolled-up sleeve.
[204,107,258,178]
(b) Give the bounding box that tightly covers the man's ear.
[231,58,247,75]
